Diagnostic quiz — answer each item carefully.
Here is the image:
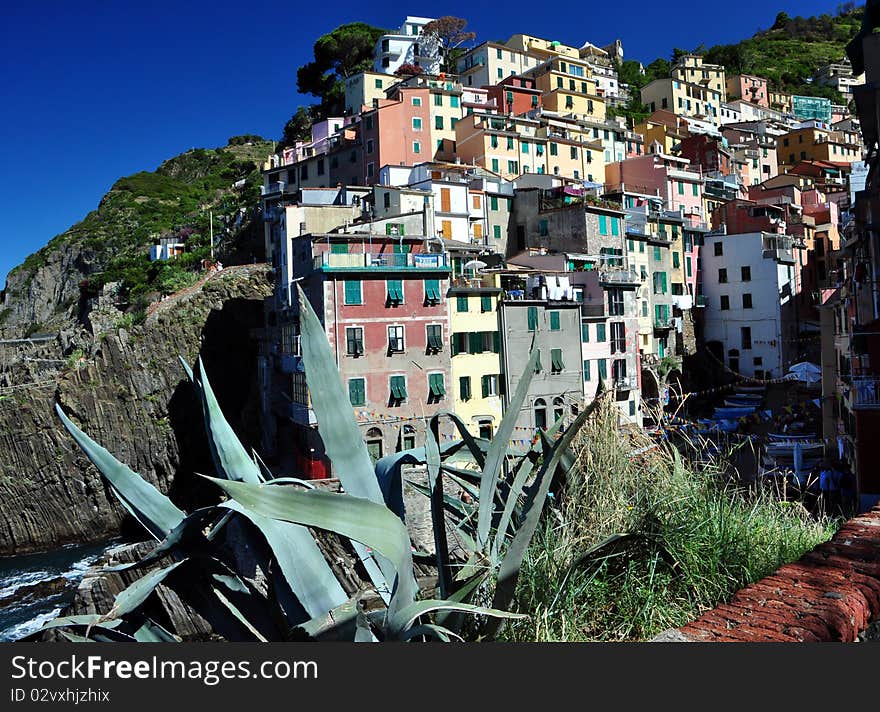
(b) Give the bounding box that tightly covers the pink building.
[726,74,769,108]
[605,151,705,219]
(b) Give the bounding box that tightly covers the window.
[456,295,469,312]
[714,242,723,256]
[413,141,421,154]
[527,306,538,331]
[612,358,627,381]
[742,293,753,309]
[388,325,405,353]
[386,279,403,305]
[426,324,443,352]
[428,373,445,402]
[491,158,499,172]
[507,136,514,150]
[348,378,366,406]
[549,311,560,330]
[539,219,549,237]
[642,300,648,317]
[425,279,441,304]
[720,295,730,310]
[583,359,591,380]
[389,375,407,403]
[434,94,443,107]
[490,196,499,211]
[598,215,608,235]
[344,280,362,305]
[459,376,472,401]
[534,349,542,373]
[686,256,693,277]
[678,181,684,195]
[365,116,374,129]
[741,266,751,282]
[522,141,530,154]
[570,146,578,159]
[654,246,662,261]
[374,78,383,89]
[741,327,752,350]
[692,183,698,197]
[478,419,493,440]
[718,268,727,283]
[481,295,492,312]
[412,117,422,130]
[346,327,364,356]
[611,218,619,237]
[435,116,444,130]
[534,398,547,430]
[598,358,607,380]
[550,142,558,156]
[451,96,459,108]
[610,321,626,354]
[608,288,624,316]
[507,160,519,174]
[581,323,590,342]
[481,374,499,397]
[493,224,501,240]
[596,323,606,342]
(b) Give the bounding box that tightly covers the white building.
[701,230,800,379]
[373,16,440,75]
[150,238,185,261]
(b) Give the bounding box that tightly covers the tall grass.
[502,399,839,642]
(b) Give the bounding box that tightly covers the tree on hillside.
[279,106,320,150]
[642,58,671,84]
[422,16,476,74]
[772,12,791,30]
[296,22,387,116]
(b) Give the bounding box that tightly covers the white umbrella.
[463,259,487,271]
[785,362,821,384]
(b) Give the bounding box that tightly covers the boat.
[713,406,756,418]
[736,385,766,393]
[724,398,762,407]
[767,432,817,442]
[730,393,763,402]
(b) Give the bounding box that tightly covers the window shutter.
[481,295,492,312]
[527,306,538,331]
[492,331,501,353]
[469,332,482,354]
[534,349,542,372]
[550,311,560,330]
[481,375,489,398]
[582,323,589,342]
[345,280,362,305]
[461,376,471,400]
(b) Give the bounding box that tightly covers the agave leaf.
[38,614,122,631]
[132,619,181,643]
[477,347,540,551]
[389,599,527,638]
[204,476,417,621]
[60,632,95,643]
[401,624,463,642]
[486,396,601,637]
[296,286,383,505]
[195,356,262,485]
[220,500,348,619]
[100,560,186,623]
[354,604,375,643]
[296,286,397,596]
[436,570,489,627]
[252,449,272,483]
[433,410,487,469]
[55,405,185,540]
[491,450,538,563]
[406,481,476,520]
[212,584,269,642]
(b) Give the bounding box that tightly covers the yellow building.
[448,273,504,439]
[344,71,396,115]
[640,78,722,122]
[777,124,863,169]
[769,90,792,114]
[505,34,581,60]
[671,55,727,102]
[633,111,689,156]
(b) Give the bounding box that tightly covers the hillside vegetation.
[7,136,273,315]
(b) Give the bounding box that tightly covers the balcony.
[580,303,606,317]
[613,375,638,391]
[653,317,675,331]
[312,251,450,272]
[261,181,287,196]
[599,269,640,286]
[852,376,880,409]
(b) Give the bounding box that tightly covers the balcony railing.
[852,376,880,409]
[598,269,640,286]
[313,252,450,271]
[580,303,606,317]
[613,375,638,391]
[653,317,675,330]
[261,181,287,196]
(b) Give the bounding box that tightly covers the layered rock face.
[0,265,272,555]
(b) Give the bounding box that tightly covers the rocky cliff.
[0,264,272,555]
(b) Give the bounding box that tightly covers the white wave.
[1,606,63,642]
[0,570,54,599]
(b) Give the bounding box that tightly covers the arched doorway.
[534,398,547,430]
[365,427,383,463]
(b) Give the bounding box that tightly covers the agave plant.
[36,285,598,642]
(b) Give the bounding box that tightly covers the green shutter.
[583,359,591,380]
[490,196,499,210]
[469,332,482,354]
[493,224,501,240]
[492,331,501,353]
[387,279,403,302]
[348,379,365,406]
[654,246,661,261]
[534,349,542,372]
[673,252,680,268]
[598,359,607,380]
[429,373,445,397]
[551,348,564,372]
[611,218,619,236]
[596,323,606,342]
[481,375,489,398]
[457,295,469,312]
[331,242,348,253]
[390,376,407,400]
[581,323,590,342]
[550,311,560,331]
[481,295,492,312]
[460,376,471,400]
[599,215,608,235]
[527,306,538,331]
[425,278,440,302]
[344,280,362,305]
[451,333,460,356]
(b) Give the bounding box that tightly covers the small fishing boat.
[767,432,817,442]
[713,405,756,418]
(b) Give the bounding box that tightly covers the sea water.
[0,540,120,641]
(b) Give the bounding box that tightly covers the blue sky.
[0,0,845,287]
